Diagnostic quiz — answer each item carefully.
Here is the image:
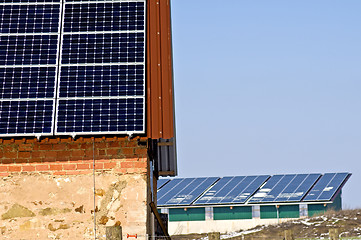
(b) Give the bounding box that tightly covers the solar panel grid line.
[157,178,185,203]
[181,177,219,206]
[268,174,299,202]
[284,174,310,202]
[248,174,284,203]
[288,174,321,202]
[169,178,206,205]
[230,175,266,204]
[205,177,237,204]
[314,173,337,201]
[316,173,348,201]
[272,174,300,202]
[189,177,221,204]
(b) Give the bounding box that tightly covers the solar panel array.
[0,0,145,137]
[157,173,351,207]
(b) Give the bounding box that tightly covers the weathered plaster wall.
[0,137,151,240]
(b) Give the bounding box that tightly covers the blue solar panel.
[249,174,321,203]
[194,175,269,205]
[0,100,53,135]
[63,2,144,32]
[61,33,144,64]
[304,173,351,201]
[0,0,146,137]
[157,179,170,190]
[0,5,60,33]
[0,67,56,99]
[59,65,144,98]
[56,98,144,133]
[157,177,219,206]
[0,35,58,65]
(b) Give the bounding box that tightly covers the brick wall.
[0,136,148,176]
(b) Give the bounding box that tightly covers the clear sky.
[170,0,361,209]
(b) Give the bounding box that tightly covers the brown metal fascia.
[146,0,175,140]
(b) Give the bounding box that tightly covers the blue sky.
[170,0,361,208]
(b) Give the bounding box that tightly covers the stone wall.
[0,136,152,239]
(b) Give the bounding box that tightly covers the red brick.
[18,151,31,158]
[31,151,41,158]
[98,149,106,156]
[49,164,63,171]
[120,162,134,168]
[94,163,103,170]
[104,162,117,169]
[63,164,76,170]
[60,138,72,143]
[2,158,14,164]
[0,166,8,172]
[134,162,147,168]
[135,148,147,155]
[108,142,120,148]
[53,171,66,175]
[18,144,33,151]
[95,143,107,149]
[107,149,119,156]
[68,144,81,150]
[22,165,36,172]
[36,164,50,171]
[8,165,21,172]
[115,168,127,174]
[72,150,84,157]
[44,151,57,158]
[28,158,42,164]
[77,163,90,170]
[14,158,28,164]
[4,152,17,158]
[121,148,134,155]
[48,138,59,143]
[39,144,52,150]
[53,144,67,150]
[0,172,9,177]
[66,170,92,175]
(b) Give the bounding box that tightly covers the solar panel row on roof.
[157,173,351,207]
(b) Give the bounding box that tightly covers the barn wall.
[0,137,152,240]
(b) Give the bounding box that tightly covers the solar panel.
[157,177,219,206]
[303,173,351,201]
[157,179,170,190]
[0,0,146,137]
[248,174,321,203]
[0,0,59,136]
[194,175,269,205]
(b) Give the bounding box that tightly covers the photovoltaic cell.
[63,2,144,32]
[303,173,350,201]
[194,175,269,205]
[248,174,321,203]
[0,100,53,134]
[59,65,144,98]
[56,98,144,133]
[157,177,219,206]
[0,5,60,34]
